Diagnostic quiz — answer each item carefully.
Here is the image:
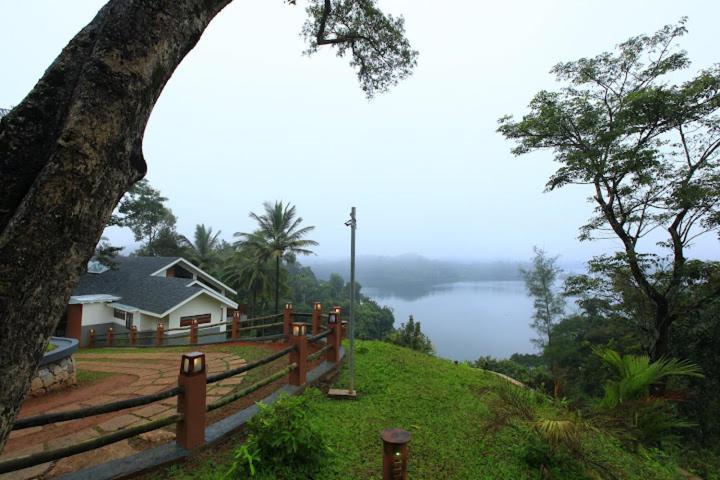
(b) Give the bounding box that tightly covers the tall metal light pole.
[345,207,357,394]
[329,207,359,400]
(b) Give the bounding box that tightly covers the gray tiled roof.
[73,256,219,315]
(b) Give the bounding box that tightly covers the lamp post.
[328,209,358,399]
[325,308,341,363]
[177,352,207,450]
[231,310,240,340]
[345,207,357,395]
[311,302,322,335]
[289,322,308,385]
[283,303,293,338]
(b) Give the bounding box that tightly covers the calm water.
[365,281,539,361]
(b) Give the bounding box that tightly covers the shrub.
[225,393,328,479]
[473,356,553,393]
[385,315,434,355]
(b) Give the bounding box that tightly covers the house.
[60,256,238,344]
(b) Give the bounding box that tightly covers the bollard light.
[192,319,198,325]
[328,306,342,324]
[285,302,293,310]
[181,352,206,375]
[89,328,95,334]
[314,302,322,311]
[159,322,164,329]
[108,327,113,332]
[291,322,307,337]
[233,310,240,319]
[381,428,411,480]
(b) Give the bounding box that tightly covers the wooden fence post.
[311,302,322,335]
[177,352,207,450]
[283,303,293,338]
[107,327,114,347]
[341,320,348,341]
[381,429,411,480]
[190,320,198,345]
[87,328,95,348]
[289,323,308,386]
[326,319,341,363]
[231,310,240,340]
[129,325,137,346]
[156,323,164,346]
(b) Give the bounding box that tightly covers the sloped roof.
[73,256,235,315]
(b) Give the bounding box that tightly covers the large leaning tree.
[0,0,417,449]
[499,20,720,363]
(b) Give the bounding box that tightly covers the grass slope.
[150,341,679,479]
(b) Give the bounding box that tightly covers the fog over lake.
[365,281,540,361]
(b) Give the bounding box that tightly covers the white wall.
[166,294,226,334]
[137,312,167,332]
[80,302,114,326]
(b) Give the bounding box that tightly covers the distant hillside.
[307,254,526,289]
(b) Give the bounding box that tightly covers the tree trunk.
[651,303,671,362]
[275,256,280,314]
[0,0,232,451]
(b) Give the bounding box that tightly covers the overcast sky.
[2,0,718,263]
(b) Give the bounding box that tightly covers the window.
[180,314,211,327]
[114,308,134,329]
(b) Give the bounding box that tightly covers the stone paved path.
[0,350,248,479]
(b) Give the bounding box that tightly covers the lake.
[364,281,540,361]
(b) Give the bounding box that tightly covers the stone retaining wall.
[29,356,77,397]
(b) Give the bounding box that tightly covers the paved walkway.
[0,350,248,479]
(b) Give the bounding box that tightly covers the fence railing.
[86,303,341,349]
[0,319,345,475]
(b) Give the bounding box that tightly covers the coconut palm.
[185,224,221,272]
[222,247,275,317]
[235,201,317,313]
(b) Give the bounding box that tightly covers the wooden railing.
[87,303,338,349]
[0,321,345,475]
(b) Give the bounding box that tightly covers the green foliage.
[499,18,720,362]
[91,236,123,270]
[282,262,395,340]
[136,224,188,257]
[521,247,565,350]
[111,179,180,254]
[185,224,222,272]
[385,315,434,355]
[152,341,681,479]
[594,348,703,446]
[473,356,553,393]
[300,0,418,98]
[225,394,328,479]
[235,201,317,313]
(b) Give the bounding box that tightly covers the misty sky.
[2,1,718,263]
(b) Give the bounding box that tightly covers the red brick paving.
[0,349,250,479]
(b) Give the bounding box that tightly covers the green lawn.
[145,341,681,480]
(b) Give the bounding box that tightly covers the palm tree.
[186,224,221,271]
[222,247,275,317]
[235,201,317,313]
